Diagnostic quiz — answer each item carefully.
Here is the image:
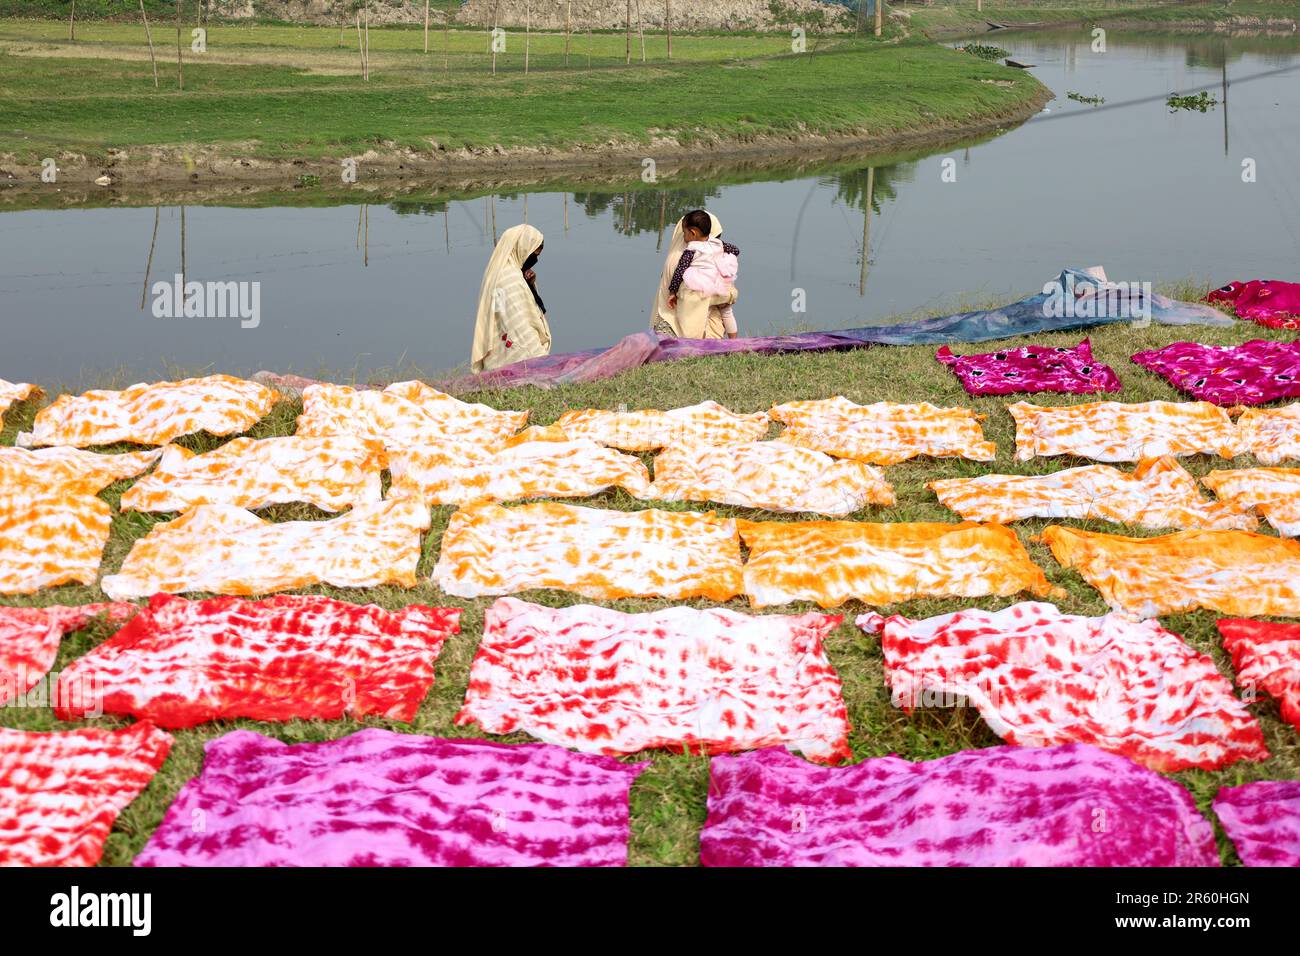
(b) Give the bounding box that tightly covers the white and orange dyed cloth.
[1043,526,1300,618]
[387,427,650,505]
[1217,619,1300,735]
[858,602,1267,772]
[433,501,743,601]
[1009,400,1242,462]
[769,397,996,465]
[296,381,527,447]
[1237,404,1300,464]
[554,400,768,451]
[0,603,137,707]
[737,519,1056,609]
[0,446,161,495]
[0,493,113,594]
[120,436,385,513]
[0,722,173,867]
[457,598,852,763]
[645,440,895,516]
[101,498,430,600]
[930,457,1254,531]
[0,380,40,428]
[16,374,279,448]
[1202,468,1300,537]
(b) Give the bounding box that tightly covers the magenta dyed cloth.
[936,339,1121,396]
[135,729,647,867]
[700,744,1219,867]
[1213,780,1300,867]
[1131,339,1300,406]
[1207,280,1300,329]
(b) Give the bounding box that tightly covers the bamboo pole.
[364,2,370,81]
[563,192,569,233]
[859,168,874,297]
[564,1,571,67]
[364,205,369,267]
[875,0,883,37]
[175,0,183,90]
[491,195,497,244]
[140,0,159,88]
[656,193,666,250]
[445,8,450,71]
[625,1,631,65]
[444,206,450,252]
[665,0,671,59]
[637,0,645,62]
[525,0,531,75]
[424,0,429,53]
[179,204,186,288]
[523,193,528,223]
[69,0,76,41]
[141,206,159,309]
[356,11,365,79]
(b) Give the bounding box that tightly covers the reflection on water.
[1,29,1297,385]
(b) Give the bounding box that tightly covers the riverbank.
[911,0,1300,39]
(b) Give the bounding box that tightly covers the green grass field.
[2,290,1297,866]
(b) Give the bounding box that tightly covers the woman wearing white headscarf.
[650,210,736,339]
[471,224,552,373]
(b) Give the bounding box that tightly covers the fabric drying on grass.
[1236,404,1300,464]
[0,380,40,428]
[736,519,1056,609]
[295,380,527,448]
[1217,619,1300,735]
[1207,279,1300,329]
[699,744,1219,867]
[1202,468,1300,537]
[1042,526,1300,618]
[0,603,137,707]
[1008,400,1242,462]
[1213,781,1300,867]
[0,493,112,595]
[0,446,161,496]
[937,340,1121,396]
[770,397,996,465]
[857,602,1267,772]
[644,439,895,516]
[15,374,279,448]
[56,595,461,728]
[456,598,852,763]
[0,722,173,867]
[929,456,1254,531]
[135,729,646,867]
[554,400,768,451]
[433,501,743,601]
[1131,339,1300,406]
[101,498,430,600]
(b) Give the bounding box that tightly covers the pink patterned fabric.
[135,729,646,867]
[857,602,1267,772]
[0,603,137,707]
[700,744,1220,867]
[1130,339,1300,406]
[937,340,1120,396]
[1207,280,1300,329]
[1213,780,1300,867]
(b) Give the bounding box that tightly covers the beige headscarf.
[471,224,548,373]
[651,211,723,334]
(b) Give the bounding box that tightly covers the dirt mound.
[456,0,856,33]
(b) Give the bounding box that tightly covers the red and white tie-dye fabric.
[135,729,645,867]
[1008,400,1243,462]
[1202,468,1300,536]
[857,602,1267,772]
[0,603,137,707]
[770,396,996,465]
[16,374,279,448]
[457,598,852,763]
[644,440,895,516]
[700,744,1220,867]
[0,380,40,429]
[554,400,768,451]
[0,722,173,867]
[1216,619,1300,734]
[0,446,161,496]
[433,501,744,601]
[101,498,430,600]
[295,381,527,447]
[55,594,460,727]
[1213,781,1300,867]
[929,457,1254,531]
[0,493,112,595]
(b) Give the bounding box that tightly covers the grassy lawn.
[2,290,1297,866]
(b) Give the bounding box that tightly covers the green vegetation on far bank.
[909,0,1300,38]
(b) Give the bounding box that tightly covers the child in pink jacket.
[667,212,740,338]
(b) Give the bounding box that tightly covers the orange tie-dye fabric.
[1042,525,1300,618]
[736,519,1056,609]
[15,374,279,448]
[769,397,996,465]
[645,440,896,516]
[295,381,527,447]
[1202,468,1300,538]
[119,436,385,513]
[554,400,768,451]
[0,446,161,496]
[0,493,112,594]
[1008,401,1242,463]
[101,498,430,600]
[929,457,1254,531]
[0,380,40,428]
[432,501,743,601]
[1236,404,1300,465]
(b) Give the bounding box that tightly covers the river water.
[2,28,1297,386]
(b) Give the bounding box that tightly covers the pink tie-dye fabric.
[1212,780,1300,867]
[700,744,1219,867]
[1206,280,1300,329]
[135,729,646,867]
[936,340,1121,396]
[1130,339,1300,406]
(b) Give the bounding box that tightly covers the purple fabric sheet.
[700,744,1219,867]
[1131,339,1300,406]
[1213,780,1300,867]
[135,729,647,867]
[937,339,1121,396]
